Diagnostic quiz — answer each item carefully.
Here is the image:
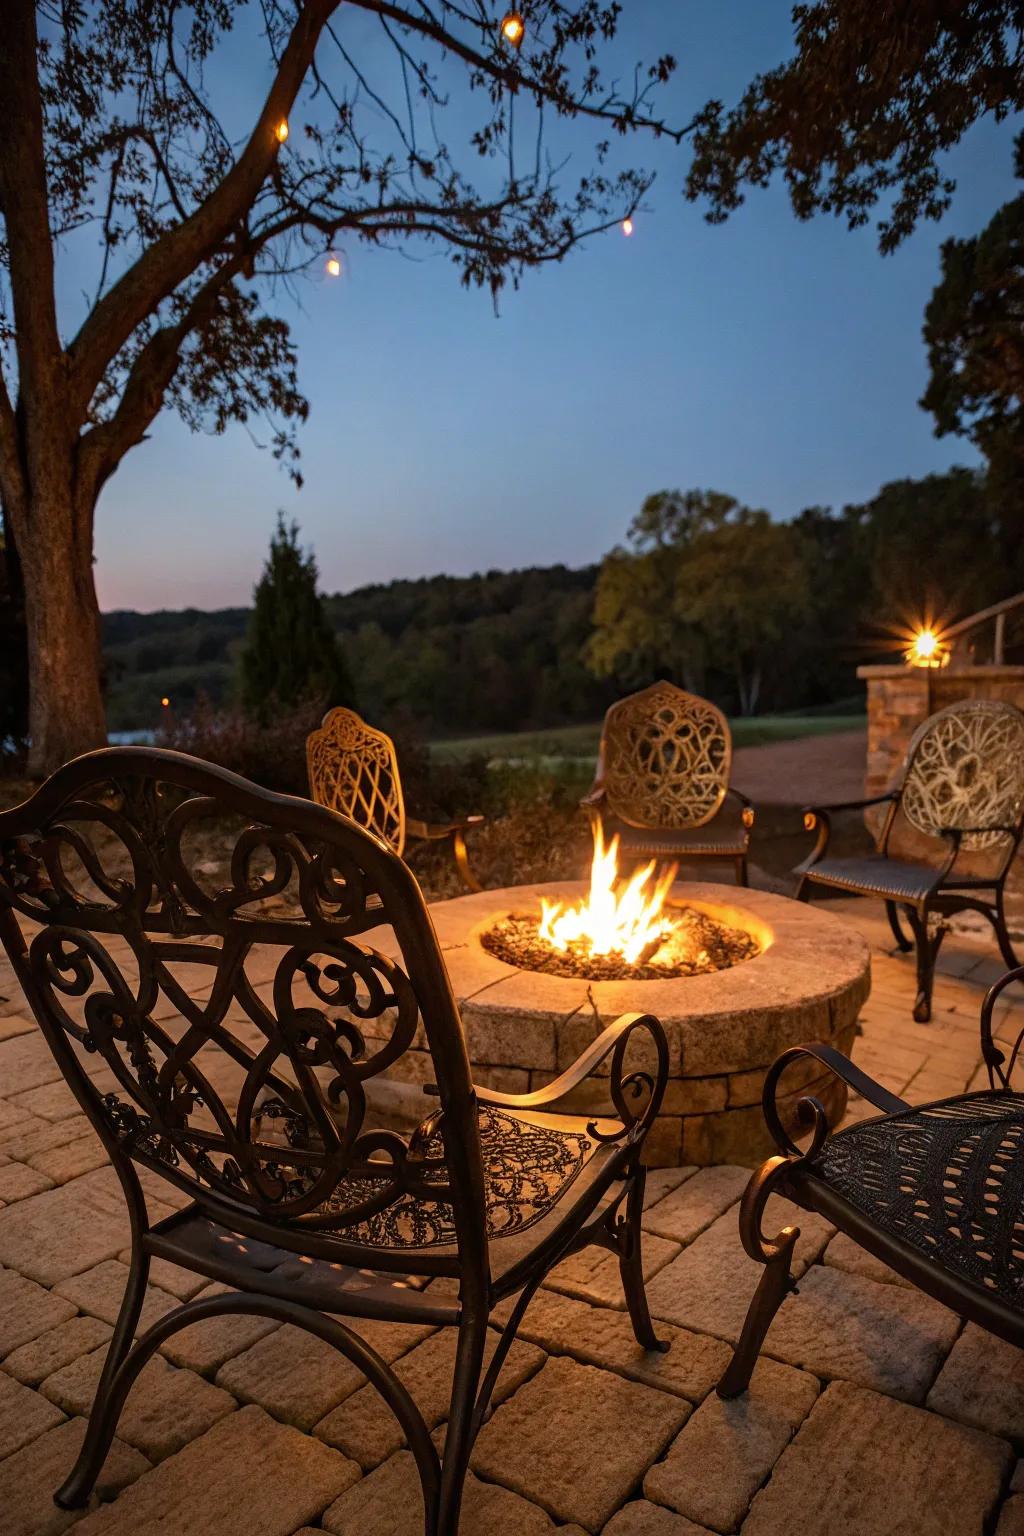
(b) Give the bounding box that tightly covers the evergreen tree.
[239,516,355,722]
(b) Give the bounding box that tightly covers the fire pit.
[406,835,872,1165]
[427,882,868,1166]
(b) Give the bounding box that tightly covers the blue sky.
[92,2,1020,612]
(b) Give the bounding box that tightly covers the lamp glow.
[161,696,170,708]
[621,217,634,236]
[500,11,524,46]
[905,627,950,669]
[325,255,341,277]
[275,118,289,144]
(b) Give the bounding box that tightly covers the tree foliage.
[239,514,354,720]
[685,1,1024,252]
[922,137,1024,475]
[0,0,687,771]
[588,491,808,714]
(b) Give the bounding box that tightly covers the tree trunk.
[18,486,106,778]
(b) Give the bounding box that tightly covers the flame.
[539,824,678,965]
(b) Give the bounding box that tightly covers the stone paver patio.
[0,896,1022,1536]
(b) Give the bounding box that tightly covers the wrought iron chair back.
[597,681,732,830]
[900,699,1024,853]
[306,706,406,855]
[0,747,486,1267]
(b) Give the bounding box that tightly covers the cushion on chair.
[803,854,942,904]
[814,1090,1024,1310]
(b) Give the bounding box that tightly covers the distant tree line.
[90,462,1023,742]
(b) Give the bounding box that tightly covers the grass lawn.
[430,713,866,764]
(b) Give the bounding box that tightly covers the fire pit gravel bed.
[482,905,761,981]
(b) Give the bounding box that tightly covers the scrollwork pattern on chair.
[602,682,731,829]
[0,763,453,1236]
[902,701,1024,852]
[306,707,405,853]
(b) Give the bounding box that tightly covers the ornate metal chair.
[0,747,668,1534]
[718,965,1024,1400]
[306,706,484,892]
[581,681,755,885]
[795,699,1024,1021]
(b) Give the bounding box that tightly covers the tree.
[239,515,354,720]
[586,490,733,692]
[685,2,1024,252]
[587,490,810,713]
[922,139,1024,475]
[0,2,686,774]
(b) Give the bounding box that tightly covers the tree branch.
[76,258,244,506]
[68,0,342,414]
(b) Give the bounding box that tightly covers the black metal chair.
[0,747,668,1534]
[581,681,755,885]
[795,699,1024,1021]
[718,965,1024,1400]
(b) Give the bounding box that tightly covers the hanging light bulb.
[161,696,170,708]
[275,118,289,144]
[621,217,634,237]
[500,11,525,48]
[325,254,341,278]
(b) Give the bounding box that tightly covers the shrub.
[157,693,324,796]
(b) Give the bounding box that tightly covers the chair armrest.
[474,1011,669,1140]
[761,1042,910,1157]
[406,814,485,841]
[579,784,605,810]
[796,792,900,870]
[724,786,756,829]
[980,965,1024,1087]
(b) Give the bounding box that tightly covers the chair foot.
[717,1239,797,1399]
[906,907,943,1025]
[913,990,932,1024]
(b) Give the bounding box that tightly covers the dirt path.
[731,727,868,808]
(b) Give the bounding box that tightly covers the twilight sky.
[92,2,1021,613]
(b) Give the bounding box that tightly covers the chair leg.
[992,888,1021,972]
[906,905,943,1024]
[735,854,749,887]
[55,1244,152,1508]
[885,900,914,953]
[618,1164,669,1353]
[717,1231,798,1399]
[436,1312,489,1534]
[793,872,810,902]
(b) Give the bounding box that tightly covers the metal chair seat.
[612,819,749,859]
[815,1089,1024,1311]
[802,854,940,904]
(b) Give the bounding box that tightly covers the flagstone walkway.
[0,898,1022,1536]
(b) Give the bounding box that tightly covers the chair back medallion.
[902,700,1024,852]
[600,682,731,829]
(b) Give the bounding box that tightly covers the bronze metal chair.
[581,681,755,885]
[0,747,668,1534]
[796,699,1024,1021]
[718,965,1024,1400]
[306,706,484,892]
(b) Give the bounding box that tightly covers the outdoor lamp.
[905,627,950,669]
[275,118,289,144]
[325,254,341,277]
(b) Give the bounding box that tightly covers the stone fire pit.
[420,881,871,1166]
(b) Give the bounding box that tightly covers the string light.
[621,217,634,237]
[500,11,525,47]
[325,255,341,278]
[161,696,170,708]
[275,118,289,144]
